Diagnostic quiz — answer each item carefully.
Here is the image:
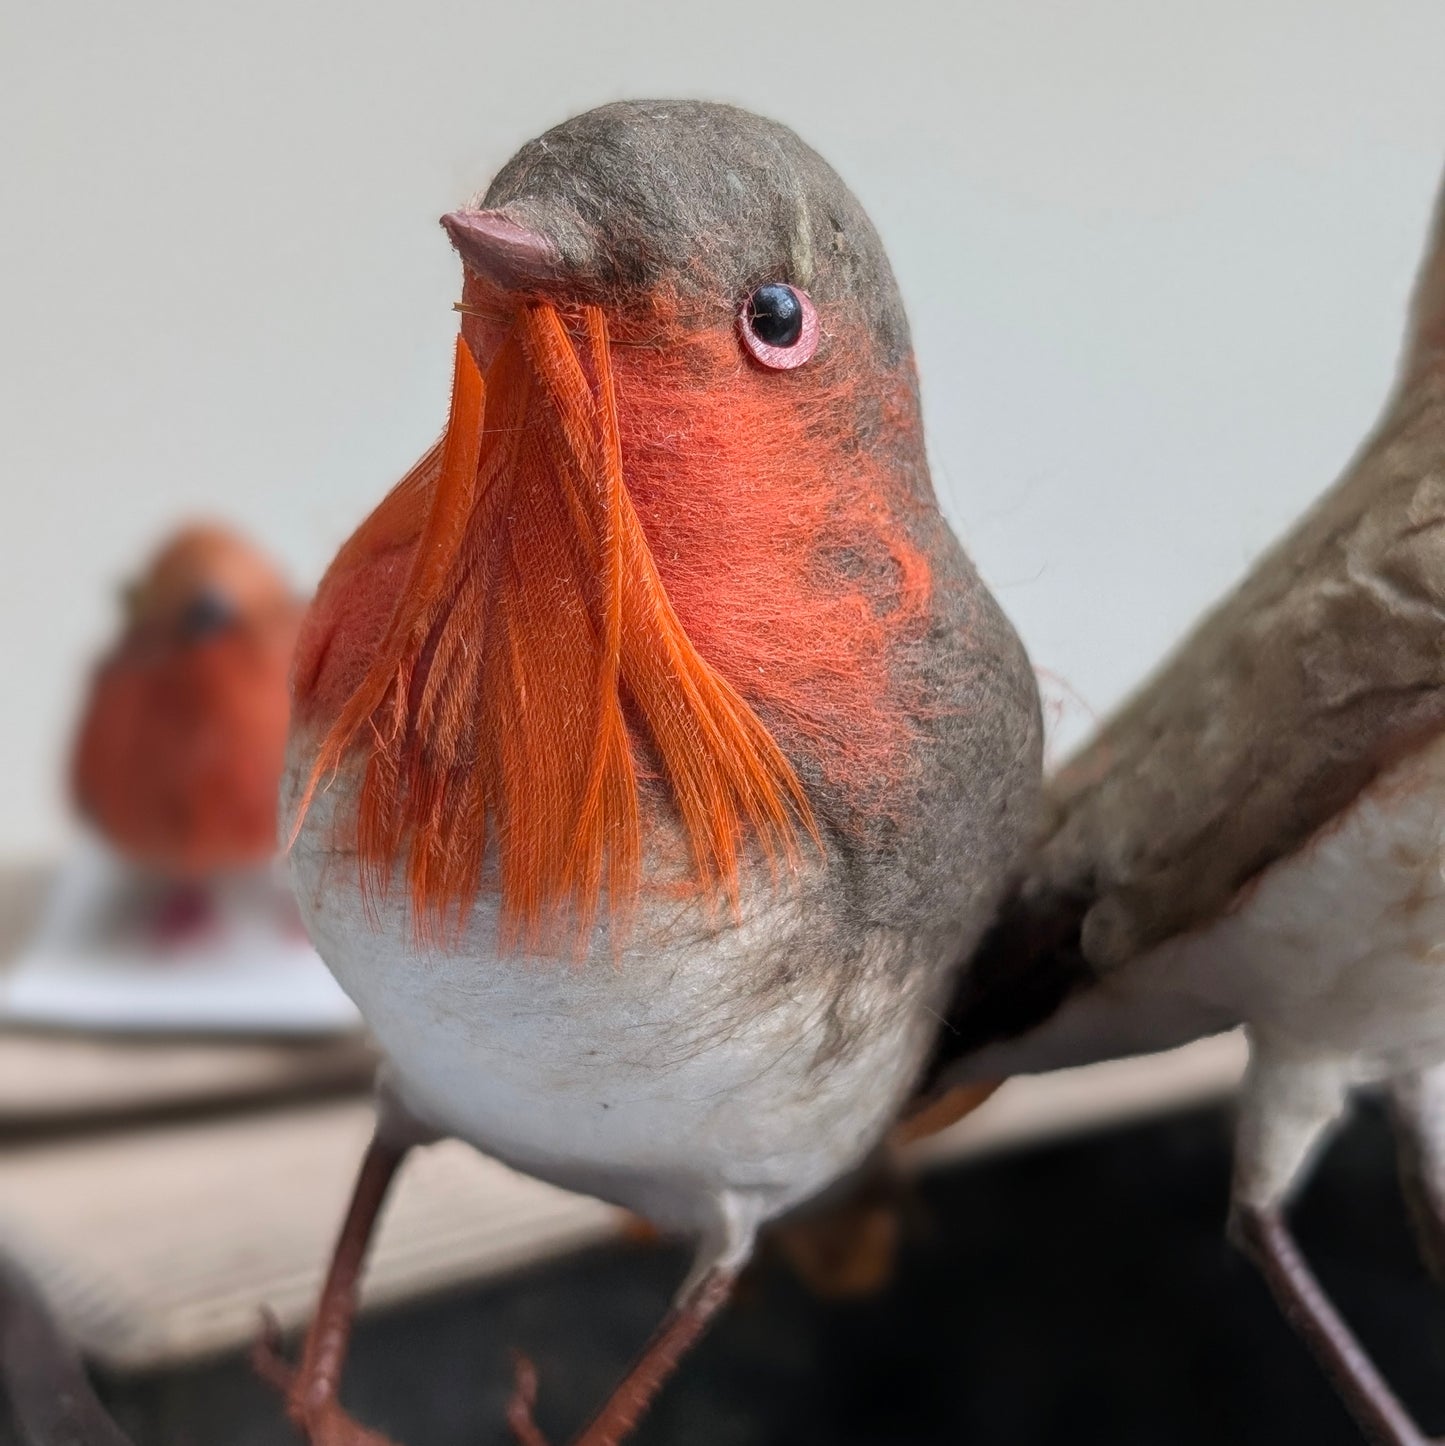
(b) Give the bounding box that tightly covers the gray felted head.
[444,100,912,365]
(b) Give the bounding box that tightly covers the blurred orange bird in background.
[71,524,301,894]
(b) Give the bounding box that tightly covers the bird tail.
[920,886,1237,1093]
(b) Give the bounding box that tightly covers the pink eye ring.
[738,283,819,369]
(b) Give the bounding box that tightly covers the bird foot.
[147,882,217,948]
[252,1313,402,1446]
[251,1311,296,1394]
[505,1353,554,1446]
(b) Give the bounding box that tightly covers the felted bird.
[927,163,1445,1446]
[72,524,301,935]
[261,99,1041,1445]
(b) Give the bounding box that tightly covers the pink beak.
[440,209,561,290]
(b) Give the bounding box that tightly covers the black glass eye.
[179,588,235,642]
[746,283,804,347]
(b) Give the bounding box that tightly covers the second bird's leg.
[1233,1206,1440,1446]
[1232,1048,1440,1446]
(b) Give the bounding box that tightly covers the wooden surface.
[76,1103,1428,1446]
[0,1030,373,1131]
[0,862,1248,1374]
[0,1034,1246,1372]
[0,1100,624,1371]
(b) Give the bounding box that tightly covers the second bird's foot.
[1232,1205,1445,1446]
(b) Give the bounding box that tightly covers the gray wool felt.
[481,100,913,366]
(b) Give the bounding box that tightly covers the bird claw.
[505,1351,554,1446]
[251,1311,402,1446]
[251,1309,296,1392]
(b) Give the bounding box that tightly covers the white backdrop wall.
[4,0,1445,857]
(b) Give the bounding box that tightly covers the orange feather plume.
[294,307,817,948]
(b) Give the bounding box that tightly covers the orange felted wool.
[296,274,943,949]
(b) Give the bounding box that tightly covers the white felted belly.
[286,779,941,1235]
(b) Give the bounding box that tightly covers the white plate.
[0,842,359,1036]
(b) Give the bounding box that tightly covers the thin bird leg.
[506,1267,737,1446]
[1233,1205,1441,1446]
[253,1134,410,1446]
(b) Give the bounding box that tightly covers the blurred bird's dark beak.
[440,210,561,290]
